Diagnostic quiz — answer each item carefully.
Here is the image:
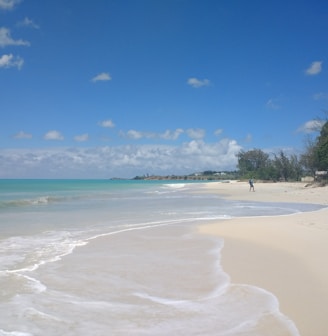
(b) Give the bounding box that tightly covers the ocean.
[0,179,324,335]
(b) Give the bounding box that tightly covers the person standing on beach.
[249,179,255,191]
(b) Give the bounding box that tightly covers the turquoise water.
[0,179,323,335]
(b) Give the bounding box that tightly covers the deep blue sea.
[0,179,323,335]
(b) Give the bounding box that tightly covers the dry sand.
[199,181,328,336]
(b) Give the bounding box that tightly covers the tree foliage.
[237,149,303,181]
[300,120,328,174]
[300,136,318,176]
[237,149,271,179]
[314,121,328,171]
[236,120,328,181]
[273,151,302,181]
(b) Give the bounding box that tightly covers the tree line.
[237,120,328,181]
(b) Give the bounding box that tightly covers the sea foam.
[0,180,315,335]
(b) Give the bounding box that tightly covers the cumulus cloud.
[17,17,39,29]
[0,0,21,10]
[92,72,112,82]
[0,139,242,178]
[305,61,322,75]
[74,133,89,142]
[297,120,325,133]
[44,130,64,140]
[187,77,210,88]
[14,131,32,139]
[0,27,30,47]
[0,53,23,69]
[99,119,115,128]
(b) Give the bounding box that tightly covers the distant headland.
[110,171,239,181]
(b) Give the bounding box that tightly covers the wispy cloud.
[159,129,184,140]
[313,92,328,101]
[266,98,281,109]
[122,130,155,140]
[44,130,64,141]
[297,120,325,133]
[99,119,115,128]
[0,0,21,10]
[214,129,223,136]
[92,72,112,82]
[120,128,185,141]
[0,53,23,69]
[17,17,39,29]
[74,133,89,142]
[0,27,30,48]
[186,128,205,139]
[305,61,322,75]
[187,77,210,88]
[244,133,252,142]
[13,131,32,139]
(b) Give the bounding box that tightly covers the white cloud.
[17,17,39,29]
[121,128,184,141]
[266,98,281,109]
[0,53,23,69]
[92,72,112,82]
[214,129,223,136]
[187,77,210,88]
[297,120,325,133]
[305,61,322,75]
[44,130,64,141]
[244,133,252,142]
[99,119,115,128]
[0,27,30,48]
[0,139,242,178]
[124,130,155,140]
[186,128,205,139]
[14,131,32,139]
[0,0,21,10]
[74,133,89,142]
[159,129,184,140]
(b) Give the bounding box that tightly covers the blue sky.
[1,0,327,178]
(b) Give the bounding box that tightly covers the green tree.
[314,121,328,171]
[290,154,303,181]
[273,151,293,181]
[300,136,319,176]
[273,151,303,181]
[237,149,270,179]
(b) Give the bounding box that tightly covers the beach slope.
[200,182,328,336]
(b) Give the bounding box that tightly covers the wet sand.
[199,181,328,336]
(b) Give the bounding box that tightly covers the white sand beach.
[199,181,328,336]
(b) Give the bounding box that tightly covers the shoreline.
[199,181,328,336]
